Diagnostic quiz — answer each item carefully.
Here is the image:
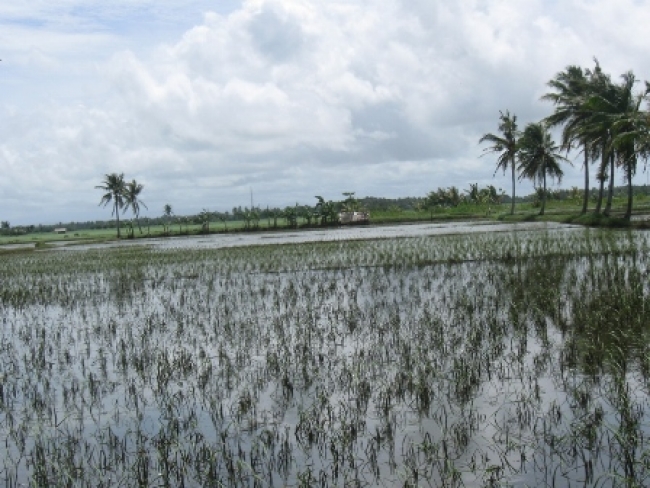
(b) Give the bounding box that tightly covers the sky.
[1,0,650,225]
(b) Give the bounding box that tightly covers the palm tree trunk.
[595,176,605,214]
[604,152,615,216]
[595,143,607,214]
[540,172,547,216]
[114,200,121,238]
[581,148,589,215]
[510,158,516,215]
[625,165,633,220]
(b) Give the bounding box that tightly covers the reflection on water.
[60,220,581,251]
[0,227,649,486]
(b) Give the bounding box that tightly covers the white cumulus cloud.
[1,0,650,224]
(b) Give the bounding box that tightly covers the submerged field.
[1,227,650,486]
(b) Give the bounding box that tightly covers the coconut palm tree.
[315,196,337,225]
[610,77,650,219]
[163,204,173,234]
[579,69,650,218]
[123,179,148,234]
[96,173,126,238]
[341,192,359,212]
[465,183,480,204]
[543,65,595,214]
[517,122,569,215]
[578,62,622,215]
[199,209,212,233]
[479,110,519,214]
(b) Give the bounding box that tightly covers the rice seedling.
[0,226,649,485]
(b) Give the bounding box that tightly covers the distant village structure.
[339,211,370,225]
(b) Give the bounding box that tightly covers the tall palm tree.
[610,77,650,219]
[341,192,359,212]
[579,63,622,216]
[96,173,126,238]
[465,183,480,204]
[315,196,337,225]
[542,65,594,214]
[199,209,212,233]
[517,122,569,215]
[479,110,519,215]
[163,204,173,234]
[123,179,148,234]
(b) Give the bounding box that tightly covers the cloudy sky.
[1,0,650,225]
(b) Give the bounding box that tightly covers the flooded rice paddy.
[59,221,579,252]
[1,223,650,486]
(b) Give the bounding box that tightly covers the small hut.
[338,211,370,225]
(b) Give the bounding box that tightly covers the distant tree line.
[89,58,650,240]
[92,185,374,237]
[7,182,650,238]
